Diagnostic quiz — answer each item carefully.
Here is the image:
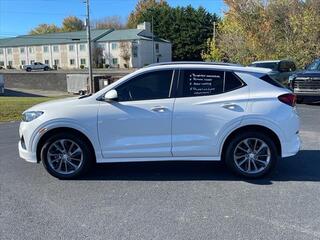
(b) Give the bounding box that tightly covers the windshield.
[250,62,278,70]
[306,60,320,71]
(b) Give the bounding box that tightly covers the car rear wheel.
[225,132,278,178]
[41,132,93,179]
[44,66,49,71]
[26,68,31,72]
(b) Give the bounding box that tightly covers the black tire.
[224,132,278,178]
[41,132,93,179]
[26,68,31,72]
[44,66,49,71]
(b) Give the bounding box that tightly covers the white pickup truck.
[23,62,50,72]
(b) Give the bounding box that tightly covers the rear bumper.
[282,133,301,158]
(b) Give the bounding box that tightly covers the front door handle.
[221,103,238,110]
[151,106,167,112]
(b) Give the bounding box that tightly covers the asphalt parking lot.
[1,104,320,240]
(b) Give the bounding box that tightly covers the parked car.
[249,60,297,85]
[289,58,320,103]
[19,62,300,179]
[23,62,50,72]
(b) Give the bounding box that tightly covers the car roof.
[144,62,272,74]
[251,60,281,64]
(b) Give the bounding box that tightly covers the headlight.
[22,111,43,122]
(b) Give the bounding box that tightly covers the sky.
[0,0,226,37]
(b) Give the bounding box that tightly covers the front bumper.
[19,140,37,163]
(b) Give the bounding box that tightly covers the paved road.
[1,104,320,240]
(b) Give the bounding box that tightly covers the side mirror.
[104,89,118,101]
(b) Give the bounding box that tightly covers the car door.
[98,69,176,159]
[172,68,249,158]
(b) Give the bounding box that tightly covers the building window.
[112,58,118,65]
[7,48,12,55]
[111,43,118,50]
[30,60,35,64]
[43,46,49,53]
[53,45,59,52]
[80,58,86,65]
[70,59,75,65]
[0,61,4,66]
[79,44,86,51]
[54,59,59,66]
[69,45,75,52]
[8,60,13,66]
[155,43,159,53]
[28,47,34,53]
[132,45,138,58]
[20,48,25,54]
[21,60,26,66]
[44,60,49,65]
[0,48,3,55]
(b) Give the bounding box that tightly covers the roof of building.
[0,28,170,48]
[97,29,170,43]
[0,29,112,47]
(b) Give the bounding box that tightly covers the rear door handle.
[151,106,167,112]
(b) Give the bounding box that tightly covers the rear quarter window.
[224,72,245,92]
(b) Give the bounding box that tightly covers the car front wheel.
[225,132,278,178]
[40,132,93,179]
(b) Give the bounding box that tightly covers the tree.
[29,24,60,35]
[127,0,168,28]
[93,16,125,29]
[127,1,219,60]
[213,0,320,67]
[201,39,222,62]
[62,16,85,32]
[119,42,131,68]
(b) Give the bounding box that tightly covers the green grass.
[0,97,63,122]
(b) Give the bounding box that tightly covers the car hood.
[294,70,320,78]
[24,96,81,113]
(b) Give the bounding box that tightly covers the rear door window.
[178,69,224,97]
[177,69,245,98]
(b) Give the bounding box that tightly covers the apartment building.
[0,22,172,69]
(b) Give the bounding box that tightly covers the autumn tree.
[62,16,85,32]
[210,0,320,67]
[29,24,60,35]
[93,16,125,29]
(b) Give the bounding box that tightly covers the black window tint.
[116,70,173,101]
[180,69,224,97]
[224,72,244,92]
[260,74,285,88]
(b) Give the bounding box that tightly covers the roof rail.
[145,61,243,68]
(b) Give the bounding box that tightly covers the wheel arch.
[221,124,282,161]
[36,127,96,163]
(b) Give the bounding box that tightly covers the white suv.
[18,62,300,179]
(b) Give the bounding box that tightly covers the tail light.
[278,93,296,107]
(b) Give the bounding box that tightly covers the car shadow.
[77,150,320,185]
[2,89,44,97]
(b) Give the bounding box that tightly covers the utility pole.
[85,0,93,93]
[152,15,155,63]
[213,21,216,41]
